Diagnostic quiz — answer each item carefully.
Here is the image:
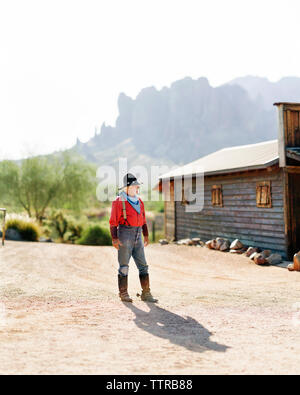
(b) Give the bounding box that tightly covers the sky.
[1,0,300,160]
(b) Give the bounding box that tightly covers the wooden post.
[0,208,6,246]
[274,103,286,167]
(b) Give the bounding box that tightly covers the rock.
[5,228,23,241]
[288,263,295,272]
[159,239,169,245]
[250,252,260,261]
[212,239,219,249]
[245,247,260,258]
[222,238,230,244]
[266,254,282,265]
[230,239,244,250]
[215,238,226,250]
[293,252,300,271]
[230,249,244,254]
[205,240,215,249]
[261,250,271,258]
[177,239,192,246]
[215,238,224,250]
[220,240,230,251]
[205,239,222,250]
[254,253,269,265]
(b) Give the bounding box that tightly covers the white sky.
[1,0,300,160]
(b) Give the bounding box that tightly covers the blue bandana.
[120,191,141,214]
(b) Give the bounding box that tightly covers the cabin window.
[211,185,223,207]
[256,181,272,208]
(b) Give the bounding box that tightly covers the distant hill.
[72,76,289,170]
[227,76,300,110]
[225,76,300,110]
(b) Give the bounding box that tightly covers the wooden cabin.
[158,102,300,261]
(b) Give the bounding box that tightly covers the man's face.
[127,185,140,196]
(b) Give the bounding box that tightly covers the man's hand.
[144,236,149,247]
[112,239,122,250]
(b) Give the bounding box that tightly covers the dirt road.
[0,240,300,375]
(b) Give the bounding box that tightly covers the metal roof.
[160,139,279,179]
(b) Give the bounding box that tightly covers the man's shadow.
[124,302,228,354]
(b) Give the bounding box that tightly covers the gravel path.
[0,241,299,375]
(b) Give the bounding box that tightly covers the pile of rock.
[205,237,283,266]
[288,252,300,272]
[160,235,289,268]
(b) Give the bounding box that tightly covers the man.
[109,173,158,303]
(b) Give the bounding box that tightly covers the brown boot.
[118,275,133,303]
[139,273,158,303]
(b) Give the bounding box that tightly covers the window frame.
[211,184,223,207]
[256,181,272,208]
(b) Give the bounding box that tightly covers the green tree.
[0,152,96,221]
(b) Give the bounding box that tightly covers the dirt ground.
[0,240,300,375]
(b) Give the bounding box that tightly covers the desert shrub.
[44,211,89,243]
[41,225,52,239]
[66,221,84,244]
[5,214,41,242]
[47,210,69,241]
[77,225,111,246]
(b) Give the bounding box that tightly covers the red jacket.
[109,196,148,232]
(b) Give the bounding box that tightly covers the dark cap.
[118,173,143,190]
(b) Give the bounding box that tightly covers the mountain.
[227,76,300,110]
[71,75,299,169]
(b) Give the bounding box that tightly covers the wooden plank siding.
[285,109,300,147]
[174,168,288,258]
[164,180,176,241]
[275,103,300,167]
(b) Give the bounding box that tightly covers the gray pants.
[117,224,149,277]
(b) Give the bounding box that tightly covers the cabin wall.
[164,180,176,241]
[174,168,287,259]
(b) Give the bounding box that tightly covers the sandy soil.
[0,240,300,375]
